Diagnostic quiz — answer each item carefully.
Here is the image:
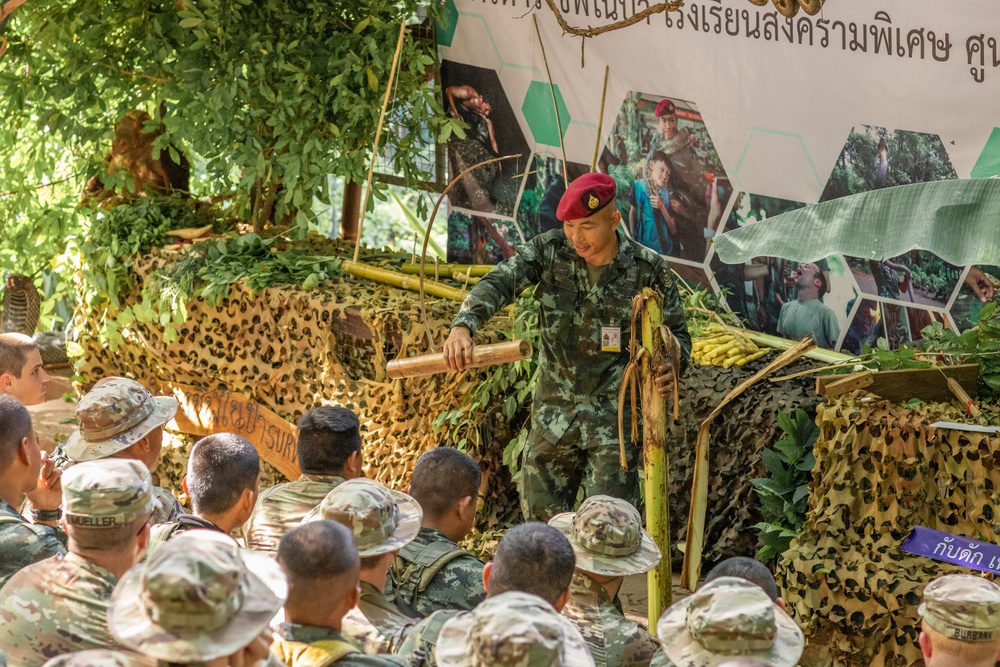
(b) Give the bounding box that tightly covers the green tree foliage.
[0,0,463,326]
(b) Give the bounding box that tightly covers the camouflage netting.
[668,358,825,566]
[778,394,1000,667]
[74,247,522,545]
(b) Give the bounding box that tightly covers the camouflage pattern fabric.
[149,486,183,526]
[393,527,486,617]
[342,582,417,655]
[395,609,464,667]
[561,573,660,667]
[919,573,1000,641]
[246,474,346,555]
[40,650,156,667]
[0,554,121,667]
[273,623,409,666]
[62,459,154,528]
[145,514,227,556]
[450,228,690,519]
[306,479,421,558]
[0,498,66,589]
[435,591,596,667]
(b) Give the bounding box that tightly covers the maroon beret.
[556,172,617,222]
[654,99,677,117]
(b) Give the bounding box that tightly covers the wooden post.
[639,289,672,630]
[340,181,362,240]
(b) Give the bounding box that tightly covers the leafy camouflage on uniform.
[342,581,418,655]
[40,649,157,667]
[0,555,121,666]
[306,479,421,557]
[450,229,690,519]
[0,497,66,589]
[393,527,486,617]
[918,573,1000,642]
[655,577,804,667]
[272,622,409,666]
[395,609,464,667]
[435,591,596,667]
[245,474,345,555]
[562,573,660,667]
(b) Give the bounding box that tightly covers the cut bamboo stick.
[401,264,495,276]
[342,261,467,303]
[386,340,533,379]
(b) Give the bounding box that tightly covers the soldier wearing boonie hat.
[549,495,662,667]
[443,169,690,522]
[63,377,182,526]
[435,590,595,667]
[305,478,422,654]
[0,460,156,667]
[108,530,287,666]
[653,577,804,667]
[917,573,1000,667]
[41,650,157,667]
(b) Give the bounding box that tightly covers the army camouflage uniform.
[563,573,660,667]
[0,497,66,589]
[245,474,346,555]
[0,460,154,667]
[451,228,690,519]
[273,622,408,666]
[306,479,423,655]
[41,649,156,667]
[145,513,228,556]
[394,609,463,667]
[393,527,486,617]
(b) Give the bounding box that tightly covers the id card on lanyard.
[601,325,621,352]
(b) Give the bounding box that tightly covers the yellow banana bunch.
[691,325,770,368]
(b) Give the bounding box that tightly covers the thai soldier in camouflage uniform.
[917,573,1000,667]
[549,496,663,667]
[273,520,408,666]
[653,577,805,667]
[305,479,423,654]
[62,377,182,526]
[107,530,288,667]
[444,173,690,520]
[146,433,260,553]
[0,334,50,407]
[246,406,364,555]
[396,522,578,667]
[0,396,66,588]
[0,459,154,667]
[394,448,486,617]
[435,591,595,667]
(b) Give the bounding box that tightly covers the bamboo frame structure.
[387,339,532,379]
[342,261,467,303]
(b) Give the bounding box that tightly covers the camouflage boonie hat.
[918,573,1000,641]
[109,531,287,662]
[62,460,154,528]
[657,577,804,667]
[436,591,595,667]
[304,478,421,557]
[64,377,178,462]
[548,495,661,577]
[41,650,157,667]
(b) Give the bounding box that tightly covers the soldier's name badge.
[601,326,621,352]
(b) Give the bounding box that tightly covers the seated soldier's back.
[0,499,66,589]
[393,527,485,617]
[245,474,345,554]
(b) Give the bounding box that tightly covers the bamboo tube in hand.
[386,340,533,379]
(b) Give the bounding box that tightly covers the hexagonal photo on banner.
[951,266,1000,331]
[447,211,522,265]
[842,299,950,354]
[599,92,732,264]
[516,154,589,239]
[845,253,962,310]
[820,125,957,202]
[708,192,856,351]
[440,60,530,218]
[435,0,459,48]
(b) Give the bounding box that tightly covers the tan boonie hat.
[64,377,178,462]
[304,478,421,557]
[918,573,1000,641]
[657,577,804,667]
[109,530,287,662]
[41,650,157,667]
[62,460,154,528]
[436,591,596,667]
[548,495,661,577]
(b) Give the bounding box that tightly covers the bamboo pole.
[342,261,468,303]
[680,336,817,592]
[532,14,568,184]
[639,289,672,631]
[401,263,495,277]
[743,331,854,365]
[592,65,610,172]
[353,21,407,262]
[387,340,533,379]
